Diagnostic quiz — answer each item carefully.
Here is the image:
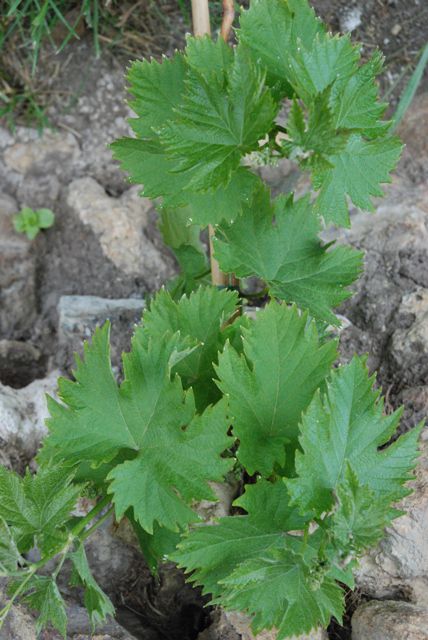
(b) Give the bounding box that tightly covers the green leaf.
[42,324,232,533]
[0,517,21,575]
[182,167,262,226]
[110,53,190,205]
[21,575,67,638]
[331,463,392,554]
[108,398,232,532]
[285,93,347,158]
[287,34,359,101]
[161,46,277,191]
[0,466,80,555]
[158,207,209,296]
[126,52,187,138]
[238,0,324,96]
[159,207,204,251]
[35,208,55,229]
[313,133,403,226]
[112,41,267,225]
[141,287,240,410]
[221,546,344,639]
[185,35,233,82]
[131,519,181,572]
[215,302,337,475]
[111,136,189,206]
[214,189,363,324]
[175,479,343,638]
[173,479,308,597]
[329,51,388,133]
[70,544,115,627]
[288,357,422,516]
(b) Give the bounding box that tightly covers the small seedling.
[13,207,55,240]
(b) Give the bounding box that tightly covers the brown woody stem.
[221,0,235,42]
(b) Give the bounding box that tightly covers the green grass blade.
[6,0,24,17]
[392,42,428,131]
[48,0,81,41]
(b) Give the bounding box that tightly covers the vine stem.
[0,495,113,626]
[220,0,235,42]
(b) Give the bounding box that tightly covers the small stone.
[0,371,59,470]
[195,478,240,523]
[66,178,173,286]
[0,582,37,640]
[391,23,402,36]
[66,601,139,639]
[340,7,363,33]
[4,130,80,176]
[198,610,328,640]
[351,600,428,640]
[57,295,145,371]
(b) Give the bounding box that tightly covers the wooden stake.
[190,0,211,36]
[190,0,230,287]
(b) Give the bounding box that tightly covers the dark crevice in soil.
[114,565,212,640]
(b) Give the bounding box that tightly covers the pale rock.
[57,294,145,370]
[65,602,139,639]
[0,584,37,640]
[0,371,59,469]
[3,129,80,176]
[196,478,240,522]
[356,429,428,604]
[351,600,428,640]
[340,7,362,32]
[0,126,14,149]
[391,288,428,383]
[332,201,428,384]
[66,177,170,283]
[198,610,328,640]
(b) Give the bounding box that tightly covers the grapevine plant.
[0,1,423,638]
